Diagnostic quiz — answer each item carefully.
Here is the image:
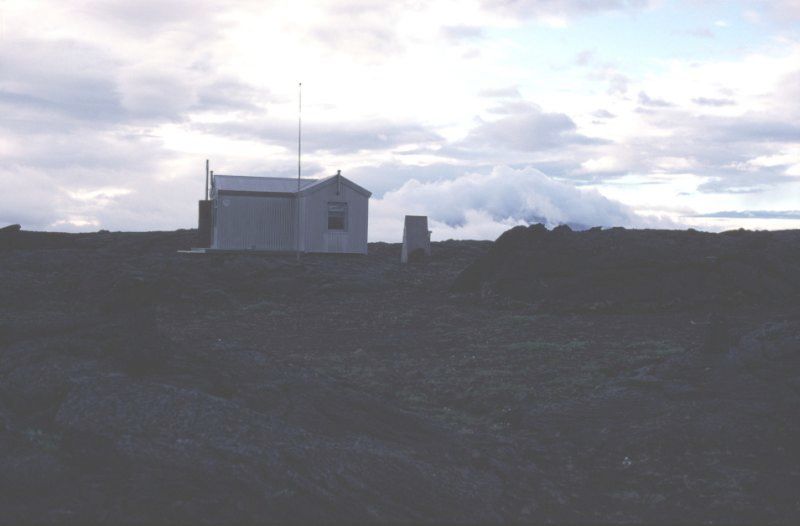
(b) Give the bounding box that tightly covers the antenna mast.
[298,82,302,186]
[296,82,302,260]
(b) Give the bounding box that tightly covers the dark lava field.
[1,226,799,524]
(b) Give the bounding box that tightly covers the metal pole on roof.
[296,82,302,261]
[298,82,302,185]
[205,159,209,200]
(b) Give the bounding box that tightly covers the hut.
[207,171,371,254]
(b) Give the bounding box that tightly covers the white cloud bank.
[370,165,674,241]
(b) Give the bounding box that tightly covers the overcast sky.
[1,0,799,239]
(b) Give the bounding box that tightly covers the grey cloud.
[116,70,199,121]
[203,119,443,154]
[480,0,651,18]
[458,103,604,153]
[88,177,204,232]
[777,70,800,108]
[116,69,267,122]
[595,105,800,194]
[311,25,401,56]
[486,100,543,115]
[593,109,615,118]
[696,171,798,194]
[0,37,266,132]
[442,25,485,41]
[79,0,246,38]
[586,65,630,95]
[0,170,68,229]
[575,50,594,66]
[462,49,482,60]
[638,91,673,108]
[479,87,522,99]
[0,89,120,134]
[693,210,800,220]
[698,115,800,144]
[194,80,265,113]
[693,97,736,107]
[755,0,800,21]
[0,132,179,231]
[0,39,125,126]
[0,126,171,177]
[607,73,630,95]
[324,0,407,16]
[683,27,714,38]
[346,163,493,197]
[309,0,421,57]
[511,159,583,180]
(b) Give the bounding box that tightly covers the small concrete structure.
[401,215,431,263]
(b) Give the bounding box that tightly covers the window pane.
[328,203,347,230]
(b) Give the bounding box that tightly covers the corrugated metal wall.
[300,182,369,254]
[213,194,297,250]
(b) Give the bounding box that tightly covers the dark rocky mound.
[452,224,800,311]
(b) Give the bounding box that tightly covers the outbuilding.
[208,171,371,254]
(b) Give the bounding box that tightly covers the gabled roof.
[298,174,372,198]
[214,174,372,198]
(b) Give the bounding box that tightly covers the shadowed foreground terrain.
[1,227,799,524]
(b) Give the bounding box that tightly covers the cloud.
[117,68,199,121]
[479,87,522,99]
[696,171,798,194]
[479,0,651,19]
[455,102,603,153]
[74,0,247,39]
[589,112,800,195]
[586,64,630,95]
[441,25,485,41]
[682,27,714,39]
[0,39,124,126]
[369,165,673,241]
[311,25,401,56]
[194,80,265,113]
[203,119,443,154]
[637,91,673,108]
[308,0,421,58]
[693,210,800,220]
[602,54,800,193]
[698,115,800,144]
[2,0,800,235]
[751,0,800,22]
[575,49,595,65]
[592,109,615,118]
[344,163,492,198]
[692,97,736,107]
[0,167,70,229]
[0,35,265,131]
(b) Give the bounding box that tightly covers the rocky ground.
[0,227,798,524]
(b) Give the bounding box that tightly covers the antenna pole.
[205,159,209,200]
[296,82,302,260]
[298,82,302,183]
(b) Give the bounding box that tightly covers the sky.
[1,0,799,240]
